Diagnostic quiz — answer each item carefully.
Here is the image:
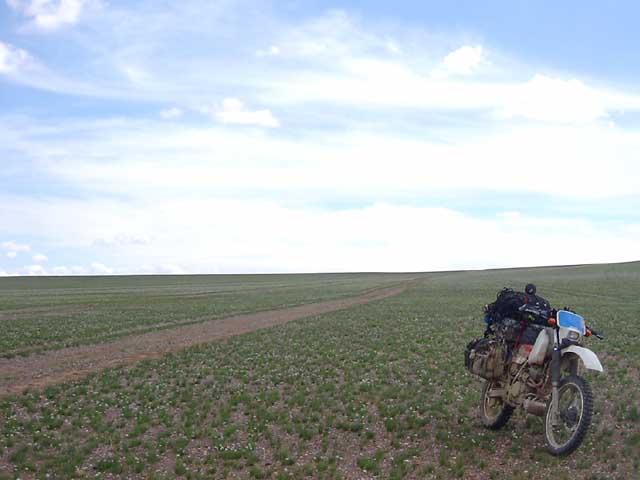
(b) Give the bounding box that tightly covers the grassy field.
[0,264,639,479]
[0,273,417,358]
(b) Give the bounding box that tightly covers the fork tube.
[551,328,561,416]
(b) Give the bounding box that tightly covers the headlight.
[567,330,580,341]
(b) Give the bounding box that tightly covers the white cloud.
[0,41,113,96]
[2,112,639,274]
[496,211,523,221]
[51,265,86,275]
[32,253,48,262]
[2,240,30,260]
[50,266,70,275]
[160,107,183,119]
[23,118,640,200]
[119,64,150,85]
[385,40,401,55]
[93,234,151,247]
[264,60,636,125]
[22,264,47,275]
[1,198,639,274]
[90,262,113,274]
[2,241,31,252]
[139,263,186,275]
[277,9,393,61]
[442,45,484,75]
[497,74,615,123]
[2,7,640,126]
[256,45,280,57]
[7,262,184,276]
[7,0,94,31]
[14,262,115,276]
[247,13,640,124]
[213,98,280,128]
[0,41,33,74]
[2,7,640,274]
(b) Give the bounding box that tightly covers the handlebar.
[518,304,551,325]
[587,327,605,340]
[518,304,605,339]
[518,304,547,315]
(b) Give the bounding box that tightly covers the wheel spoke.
[481,381,513,430]
[545,378,589,452]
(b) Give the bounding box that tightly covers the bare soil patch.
[0,281,415,396]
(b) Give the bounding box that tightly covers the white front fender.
[562,345,604,372]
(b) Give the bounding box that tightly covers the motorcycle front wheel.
[480,380,514,430]
[544,375,593,455]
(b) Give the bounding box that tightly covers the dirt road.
[0,281,414,396]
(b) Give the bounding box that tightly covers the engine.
[506,345,548,406]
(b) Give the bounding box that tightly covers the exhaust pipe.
[524,399,547,416]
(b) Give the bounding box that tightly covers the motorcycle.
[465,305,604,455]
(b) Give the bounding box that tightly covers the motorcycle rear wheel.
[544,375,593,456]
[480,380,514,430]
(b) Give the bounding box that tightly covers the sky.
[1,0,640,275]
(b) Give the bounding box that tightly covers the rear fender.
[562,345,604,372]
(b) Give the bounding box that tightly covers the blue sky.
[1,0,640,275]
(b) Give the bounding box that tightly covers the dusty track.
[0,281,415,396]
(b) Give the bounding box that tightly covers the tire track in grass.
[0,280,420,396]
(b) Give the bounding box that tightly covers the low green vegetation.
[0,273,416,357]
[0,263,638,478]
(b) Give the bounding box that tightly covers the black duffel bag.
[486,287,550,321]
